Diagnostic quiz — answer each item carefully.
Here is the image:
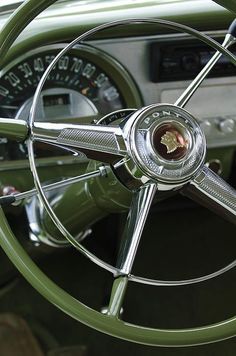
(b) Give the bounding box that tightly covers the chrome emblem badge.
[160,131,184,154]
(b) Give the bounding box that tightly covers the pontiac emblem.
[160,130,185,154]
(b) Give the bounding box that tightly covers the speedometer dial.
[0,44,141,160]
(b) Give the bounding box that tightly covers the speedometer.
[0,44,141,160]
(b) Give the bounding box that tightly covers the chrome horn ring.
[27,18,236,288]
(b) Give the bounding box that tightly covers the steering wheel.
[1,0,236,347]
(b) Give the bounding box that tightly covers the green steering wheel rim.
[1,0,236,347]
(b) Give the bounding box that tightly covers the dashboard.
[1,36,236,142]
[94,31,236,151]
[1,30,236,171]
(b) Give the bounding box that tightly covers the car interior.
[0,0,236,355]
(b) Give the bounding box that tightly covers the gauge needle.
[81,87,90,95]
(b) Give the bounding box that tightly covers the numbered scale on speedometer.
[0,44,140,160]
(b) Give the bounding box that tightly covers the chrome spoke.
[182,165,236,225]
[0,117,28,141]
[0,168,104,206]
[106,183,157,316]
[0,115,101,141]
[107,276,128,317]
[33,121,126,162]
[175,33,236,108]
[118,182,157,275]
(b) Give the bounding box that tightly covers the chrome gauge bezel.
[0,42,142,170]
[0,42,142,114]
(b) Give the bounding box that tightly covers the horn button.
[127,104,206,185]
[152,123,188,160]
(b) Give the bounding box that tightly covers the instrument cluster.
[0,44,139,161]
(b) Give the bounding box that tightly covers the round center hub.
[127,104,206,184]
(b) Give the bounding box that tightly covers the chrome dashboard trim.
[0,30,229,80]
[92,29,228,45]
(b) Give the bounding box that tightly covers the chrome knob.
[199,120,211,135]
[218,118,235,133]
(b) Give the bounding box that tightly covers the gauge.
[0,44,141,161]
